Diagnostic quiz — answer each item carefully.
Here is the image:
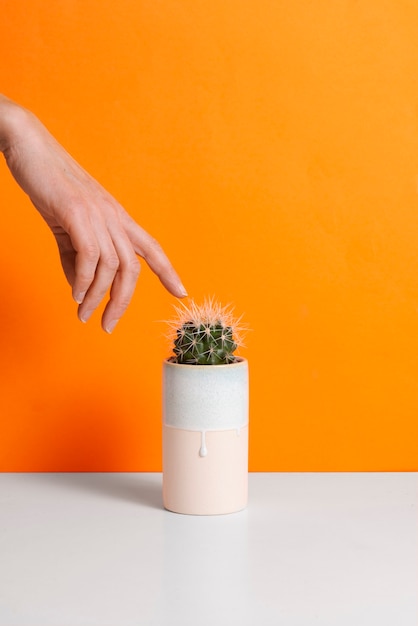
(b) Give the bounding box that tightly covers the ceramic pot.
[162,357,249,515]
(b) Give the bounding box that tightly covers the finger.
[77,232,121,323]
[101,262,140,333]
[62,213,102,305]
[54,231,77,287]
[100,230,141,333]
[122,216,187,297]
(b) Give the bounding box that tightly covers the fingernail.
[79,309,94,323]
[105,319,119,334]
[179,284,188,297]
[74,291,87,304]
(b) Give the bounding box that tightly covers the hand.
[0,96,187,333]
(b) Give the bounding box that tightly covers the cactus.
[167,298,245,365]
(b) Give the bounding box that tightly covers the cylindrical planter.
[162,357,249,515]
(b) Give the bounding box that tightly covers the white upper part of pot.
[163,359,249,431]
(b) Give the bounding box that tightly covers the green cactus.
[173,321,237,365]
[167,298,244,365]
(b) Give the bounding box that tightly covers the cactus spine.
[167,299,244,365]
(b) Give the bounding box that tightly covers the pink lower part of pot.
[163,424,249,515]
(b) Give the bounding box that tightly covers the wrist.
[0,95,32,155]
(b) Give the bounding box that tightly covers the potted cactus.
[162,298,249,515]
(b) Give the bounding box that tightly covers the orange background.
[1,1,418,471]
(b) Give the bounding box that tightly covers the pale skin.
[0,95,187,333]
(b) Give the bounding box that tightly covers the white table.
[0,473,416,626]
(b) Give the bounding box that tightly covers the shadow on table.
[29,472,163,510]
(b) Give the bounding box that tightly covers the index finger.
[124,219,187,298]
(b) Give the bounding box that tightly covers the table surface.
[0,472,416,626]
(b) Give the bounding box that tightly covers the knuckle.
[103,253,120,272]
[81,242,100,263]
[116,295,132,312]
[144,237,163,257]
[126,258,141,277]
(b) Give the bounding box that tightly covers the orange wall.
[1,1,418,471]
